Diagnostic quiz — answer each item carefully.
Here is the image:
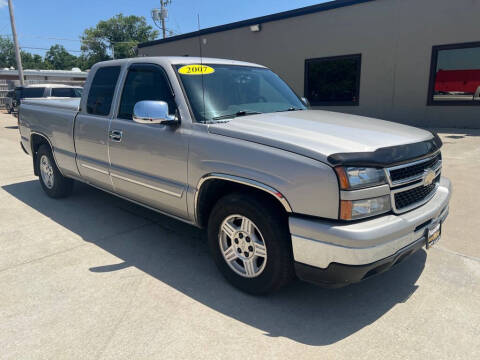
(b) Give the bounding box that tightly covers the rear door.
[108,63,189,218]
[74,66,121,190]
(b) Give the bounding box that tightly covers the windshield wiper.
[212,110,262,120]
[276,107,304,112]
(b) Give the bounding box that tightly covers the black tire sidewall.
[36,145,72,198]
[208,193,293,294]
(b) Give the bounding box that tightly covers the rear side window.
[86,66,121,116]
[22,87,45,98]
[51,88,80,98]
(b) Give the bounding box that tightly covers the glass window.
[21,87,45,98]
[74,88,83,97]
[176,64,305,123]
[118,64,176,120]
[51,87,81,98]
[429,43,480,105]
[86,66,121,116]
[305,54,361,106]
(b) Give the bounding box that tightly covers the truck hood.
[208,110,435,164]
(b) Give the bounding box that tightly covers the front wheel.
[36,144,73,198]
[208,193,294,295]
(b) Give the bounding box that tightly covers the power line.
[20,46,82,53]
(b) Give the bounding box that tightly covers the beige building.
[138,0,480,128]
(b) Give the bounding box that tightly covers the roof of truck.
[95,56,267,69]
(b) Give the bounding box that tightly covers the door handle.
[109,130,123,142]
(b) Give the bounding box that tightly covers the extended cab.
[18,57,451,294]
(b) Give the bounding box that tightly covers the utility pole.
[7,0,24,86]
[160,0,168,39]
[152,1,171,39]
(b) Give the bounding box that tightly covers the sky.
[0,0,327,56]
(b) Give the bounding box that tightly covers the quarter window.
[305,54,361,106]
[428,42,480,105]
[86,66,121,116]
[118,64,176,120]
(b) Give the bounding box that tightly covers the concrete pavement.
[0,112,478,359]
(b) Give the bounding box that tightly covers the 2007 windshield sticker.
[178,64,215,75]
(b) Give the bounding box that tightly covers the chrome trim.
[30,131,65,177]
[109,130,123,142]
[340,184,390,201]
[194,173,293,225]
[384,152,442,187]
[384,152,443,214]
[110,173,182,198]
[80,163,110,175]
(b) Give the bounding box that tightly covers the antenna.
[197,14,206,123]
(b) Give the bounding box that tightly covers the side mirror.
[133,100,178,125]
[301,97,311,107]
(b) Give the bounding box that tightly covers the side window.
[51,88,77,97]
[118,64,176,120]
[22,87,46,98]
[86,66,121,116]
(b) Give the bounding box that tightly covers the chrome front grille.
[385,152,442,213]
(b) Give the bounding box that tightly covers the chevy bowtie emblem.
[424,169,436,186]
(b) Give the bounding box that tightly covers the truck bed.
[19,97,80,178]
[22,97,80,111]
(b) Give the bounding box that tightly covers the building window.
[305,54,361,106]
[428,42,480,105]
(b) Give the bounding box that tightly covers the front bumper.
[290,176,451,287]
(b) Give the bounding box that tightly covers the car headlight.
[340,195,391,220]
[334,166,386,190]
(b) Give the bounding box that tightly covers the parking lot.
[0,111,478,359]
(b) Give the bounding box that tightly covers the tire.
[207,193,295,295]
[36,144,73,198]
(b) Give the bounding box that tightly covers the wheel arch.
[30,132,60,177]
[194,173,292,228]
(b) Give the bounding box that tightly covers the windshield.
[176,64,306,122]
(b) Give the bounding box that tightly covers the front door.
[108,63,189,219]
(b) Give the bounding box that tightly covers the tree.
[0,36,16,69]
[80,13,159,69]
[21,52,48,69]
[45,45,78,70]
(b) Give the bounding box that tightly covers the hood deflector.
[327,133,443,167]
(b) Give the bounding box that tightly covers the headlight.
[335,166,386,190]
[340,195,391,220]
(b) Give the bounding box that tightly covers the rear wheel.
[36,144,73,198]
[208,193,294,295]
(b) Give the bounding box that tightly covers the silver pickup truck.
[18,57,451,294]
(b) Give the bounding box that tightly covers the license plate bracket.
[426,222,441,249]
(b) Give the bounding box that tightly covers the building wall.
[138,0,479,128]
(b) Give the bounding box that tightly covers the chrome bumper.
[290,177,451,269]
